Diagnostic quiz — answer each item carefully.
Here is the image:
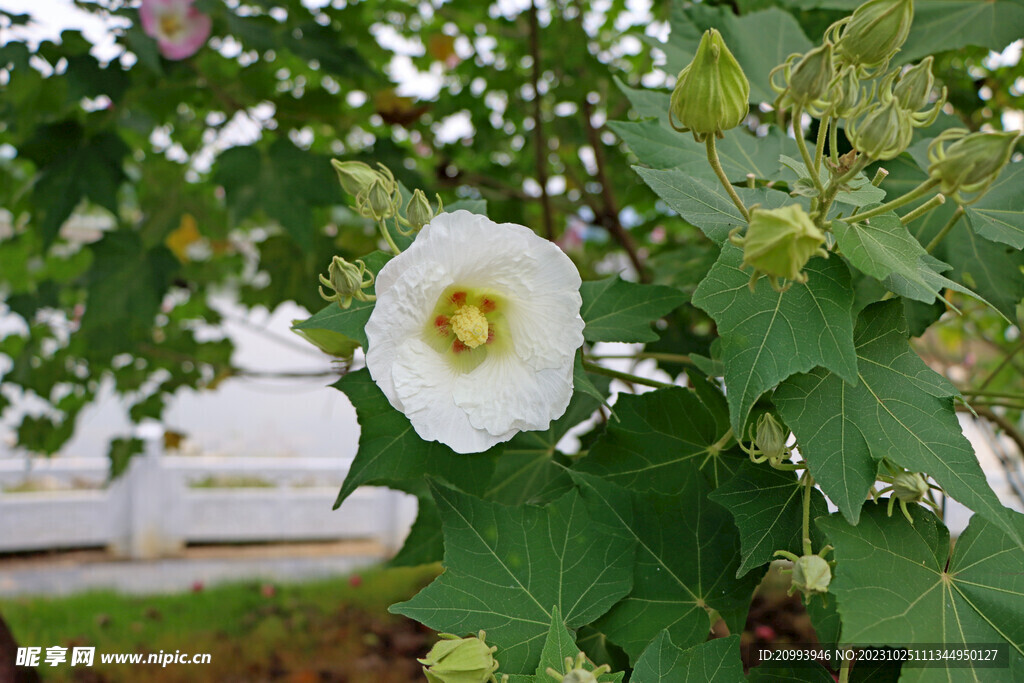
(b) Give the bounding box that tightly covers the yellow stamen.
[449,305,489,349]
[160,14,184,39]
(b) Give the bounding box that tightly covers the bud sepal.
[926,128,1020,204]
[318,256,376,309]
[545,651,612,683]
[669,28,750,141]
[728,204,828,292]
[774,547,834,603]
[418,631,509,683]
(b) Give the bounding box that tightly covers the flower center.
[449,305,489,349]
[159,13,184,39]
[424,285,508,372]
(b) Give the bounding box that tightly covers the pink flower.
[139,0,212,61]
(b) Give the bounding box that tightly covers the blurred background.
[0,0,1022,680]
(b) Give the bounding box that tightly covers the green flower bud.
[754,413,788,462]
[318,255,375,309]
[419,631,502,683]
[729,204,827,290]
[669,29,749,141]
[834,0,914,70]
[792,554,832,595]
[364,178,398,220]
[331,160,380,199]
[927,128,1020,203]
[546,652,611,683]
[892,471,929,502]
[786,42,836,110]
[848,99,913,160]
[892,57,935,112]
[828,65,865,119]
[407,189,436,231]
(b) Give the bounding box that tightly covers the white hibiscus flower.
[365,210,585,454]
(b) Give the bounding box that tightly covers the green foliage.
[391,482,635,674]
[579,277,687,343]
[631,632,744,682]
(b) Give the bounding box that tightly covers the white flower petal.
[453,352,574,436]
[364,210,584,453]
[392,338,511,453]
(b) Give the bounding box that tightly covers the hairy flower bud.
[787,43,836,110]
[792,554,832,595]
[365,178,398,220]
[848,99,913,160]
[546,652,611,683]
[828,65,865,119]
[669,29,749,141]
[834,0,914,70]
[729,204,827,290]
[318,255,375,309]
[406,189,437,231]
[927,129,1020,203]
[892,471,929,502]
[331,160,380,199]
[893,57,935,112]
[754,413,788,462]
[419,631,503,683]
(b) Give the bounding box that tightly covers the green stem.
[846,178,940,223]
[829,117,840,166]
[924,206,964,253]
[802,471,814,556]
[900,194,945,225]
[793,106,827,198]
[587,352,693,364]
[814,116,830,175]
[378,219,402,255]
[582,360,675,390]
[816,155,870,224]
[710,427,735,453]
[705,135,750,222]
[871,167,889,187]
[839,656,853,683]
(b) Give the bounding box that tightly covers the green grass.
[1,563,440,682]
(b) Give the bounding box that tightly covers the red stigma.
[486,327,495,344]
[452,340,468,354]
[450,291,467,306]
[480,298,496,313]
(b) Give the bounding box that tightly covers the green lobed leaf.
[387,489,443,568]
[329,369,497,508]
[818,504,1024,681]
[779,155,886,208]
[944,223,1024,320]
[580,277,687,343]
[631,632,744,683]
[634,167,794,245]
[708,462,829,578]
[390,482,635,675]
[833,214,969,305]
[964,162,1024,250]
[574,387,743,493]
[692,244,859,434]
[572,472,760,662]
[776,301,1021,545]
[292,250,392,349]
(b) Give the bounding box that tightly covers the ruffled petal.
[391,338,511,454]
[157,9,211,60]
[453,352,574,436]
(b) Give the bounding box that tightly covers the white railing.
[0,445,417,560]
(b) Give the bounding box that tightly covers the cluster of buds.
[828,0,914,76]
[774,548,834,603]
[418,631,508,683]
[318,255,375,309]
[728,205,827,291]
[926,128,1021,204]
[332,159,402,222]
[545,652,612,683]
[770,42,836,116]
[738,413,795,469]
[669,28,750,141]
[875,468,941,523]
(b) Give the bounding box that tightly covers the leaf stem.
[900,194,945,225]
[814,116,830,175]
[378,219,402,255]
[845,178,940,223]
[705,135,750,222]
[581,360,675,389]
[977,340,1024,392]
[960,388,1024,400]
[829,118,840,166]
[587,352,693,364]
[793,106,827,198]
[839,656,853,683]
[924,206,964,253]
[801,470,814,556]
[871,167,889,187]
